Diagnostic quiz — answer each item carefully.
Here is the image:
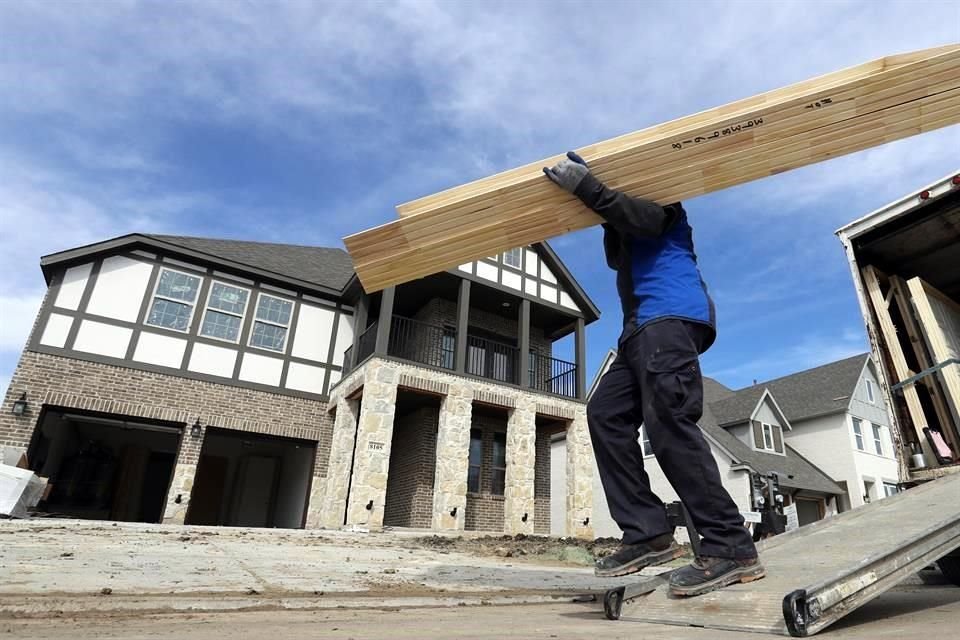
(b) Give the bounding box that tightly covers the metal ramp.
[607,473,960,636]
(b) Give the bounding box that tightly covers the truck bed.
[609,472,960,636]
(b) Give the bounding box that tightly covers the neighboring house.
[1,234,600,537]
[753,354,900,510]
[551,350,844,539]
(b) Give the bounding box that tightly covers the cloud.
[706,327,868,387]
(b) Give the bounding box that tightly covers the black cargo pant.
[587,319,757,559]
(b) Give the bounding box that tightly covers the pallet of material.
[345,44,960,292]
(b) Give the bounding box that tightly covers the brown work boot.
[669,556,766,596]
[594,533,682,577]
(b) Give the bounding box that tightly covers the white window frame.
[198,280,251,344]
[248,291,295,353]
[871,423,884,456]
[762,423,774,450]
[145,267,203,333]
[866,379,876,404]
[639,426,654,457]
[852,417,865,451]
[502,247,523,269]
[882,482,899,497]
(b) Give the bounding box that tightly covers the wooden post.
[519,299,530,388]
[374,286,395,355]
[455,279,470,374]
[351,293,369,365]
[575,317,587,400]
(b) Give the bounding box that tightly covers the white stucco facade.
[783,361,898,510]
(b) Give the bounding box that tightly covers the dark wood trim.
[375,287,395,354]
[350,294,369,364]
[575,317,587,400]
[519,299,531,389]
[125,262,162,360]
[179,267,214,370]
[280,294,305,390]
[63,259,103,350]
[301,444,320,529]
[28,344,331,403]
[455,279,471,374]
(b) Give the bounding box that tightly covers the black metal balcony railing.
[529,352,577,398]
[388,316,455,371]
[466,335,519,384]
[341,315,578,398]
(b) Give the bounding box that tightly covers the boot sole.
[669,564,766,597]
[594,543,684,578]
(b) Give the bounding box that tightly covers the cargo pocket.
[647,347,700,411]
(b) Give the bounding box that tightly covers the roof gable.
[759,354,871,421]
[40,233,355,295]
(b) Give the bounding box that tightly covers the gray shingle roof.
[698,404,843,495]
[148,235,355,292]
[712,354,870,425]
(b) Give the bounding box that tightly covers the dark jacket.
[573,173,716,351]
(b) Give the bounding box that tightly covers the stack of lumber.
[345,44,960,292]
[863,267,960,468]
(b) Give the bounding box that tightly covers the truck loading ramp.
[604,472,960,636]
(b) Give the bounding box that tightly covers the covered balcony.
[341,273,587,400]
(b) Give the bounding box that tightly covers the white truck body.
[837,170,960,482]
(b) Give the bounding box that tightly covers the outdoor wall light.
[11,392,28,417]
[190,418,203,438]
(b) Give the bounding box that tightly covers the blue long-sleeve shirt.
[573,173,716,352]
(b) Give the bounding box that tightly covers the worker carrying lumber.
[544,152,765,597]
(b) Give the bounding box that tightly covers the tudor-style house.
[1,234,598,537]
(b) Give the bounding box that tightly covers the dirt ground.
[6,586,960,639]
[407,533,629,565]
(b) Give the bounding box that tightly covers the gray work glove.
[543,151,589,194]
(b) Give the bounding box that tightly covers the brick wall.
[0,352,334,476]
[465,409,508,532]
[413,298,552,357]
[534,428,551,535]
[383,404,439,528]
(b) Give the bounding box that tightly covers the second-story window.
[852,417,865,450]
[866,379,876,404]
[200,282,250,342]
[872,423,884,455]
[502,247,522,269]
[146,268,202,332]
[249,293,293,352]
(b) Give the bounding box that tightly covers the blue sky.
[1,0,958,397]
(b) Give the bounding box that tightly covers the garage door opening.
[28,408,182,523]
[186,428,315,529]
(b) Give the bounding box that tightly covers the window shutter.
[773,425,784,453]
[752,421,764,448]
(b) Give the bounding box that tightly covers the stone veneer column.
[304,476,328,529]
[321,397,361,528]
[504,396,537,535]
[345,360,398,528]
[161,424,207,525]
[431,381,473,531]
[565,412,595,539]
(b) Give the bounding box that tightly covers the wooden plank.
[351,94,960,286]
[861,266,939,466]
[906,278,960,438]
[348,77,960,291]
[889,276,960,454]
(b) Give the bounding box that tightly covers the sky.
[1,0,958,398]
